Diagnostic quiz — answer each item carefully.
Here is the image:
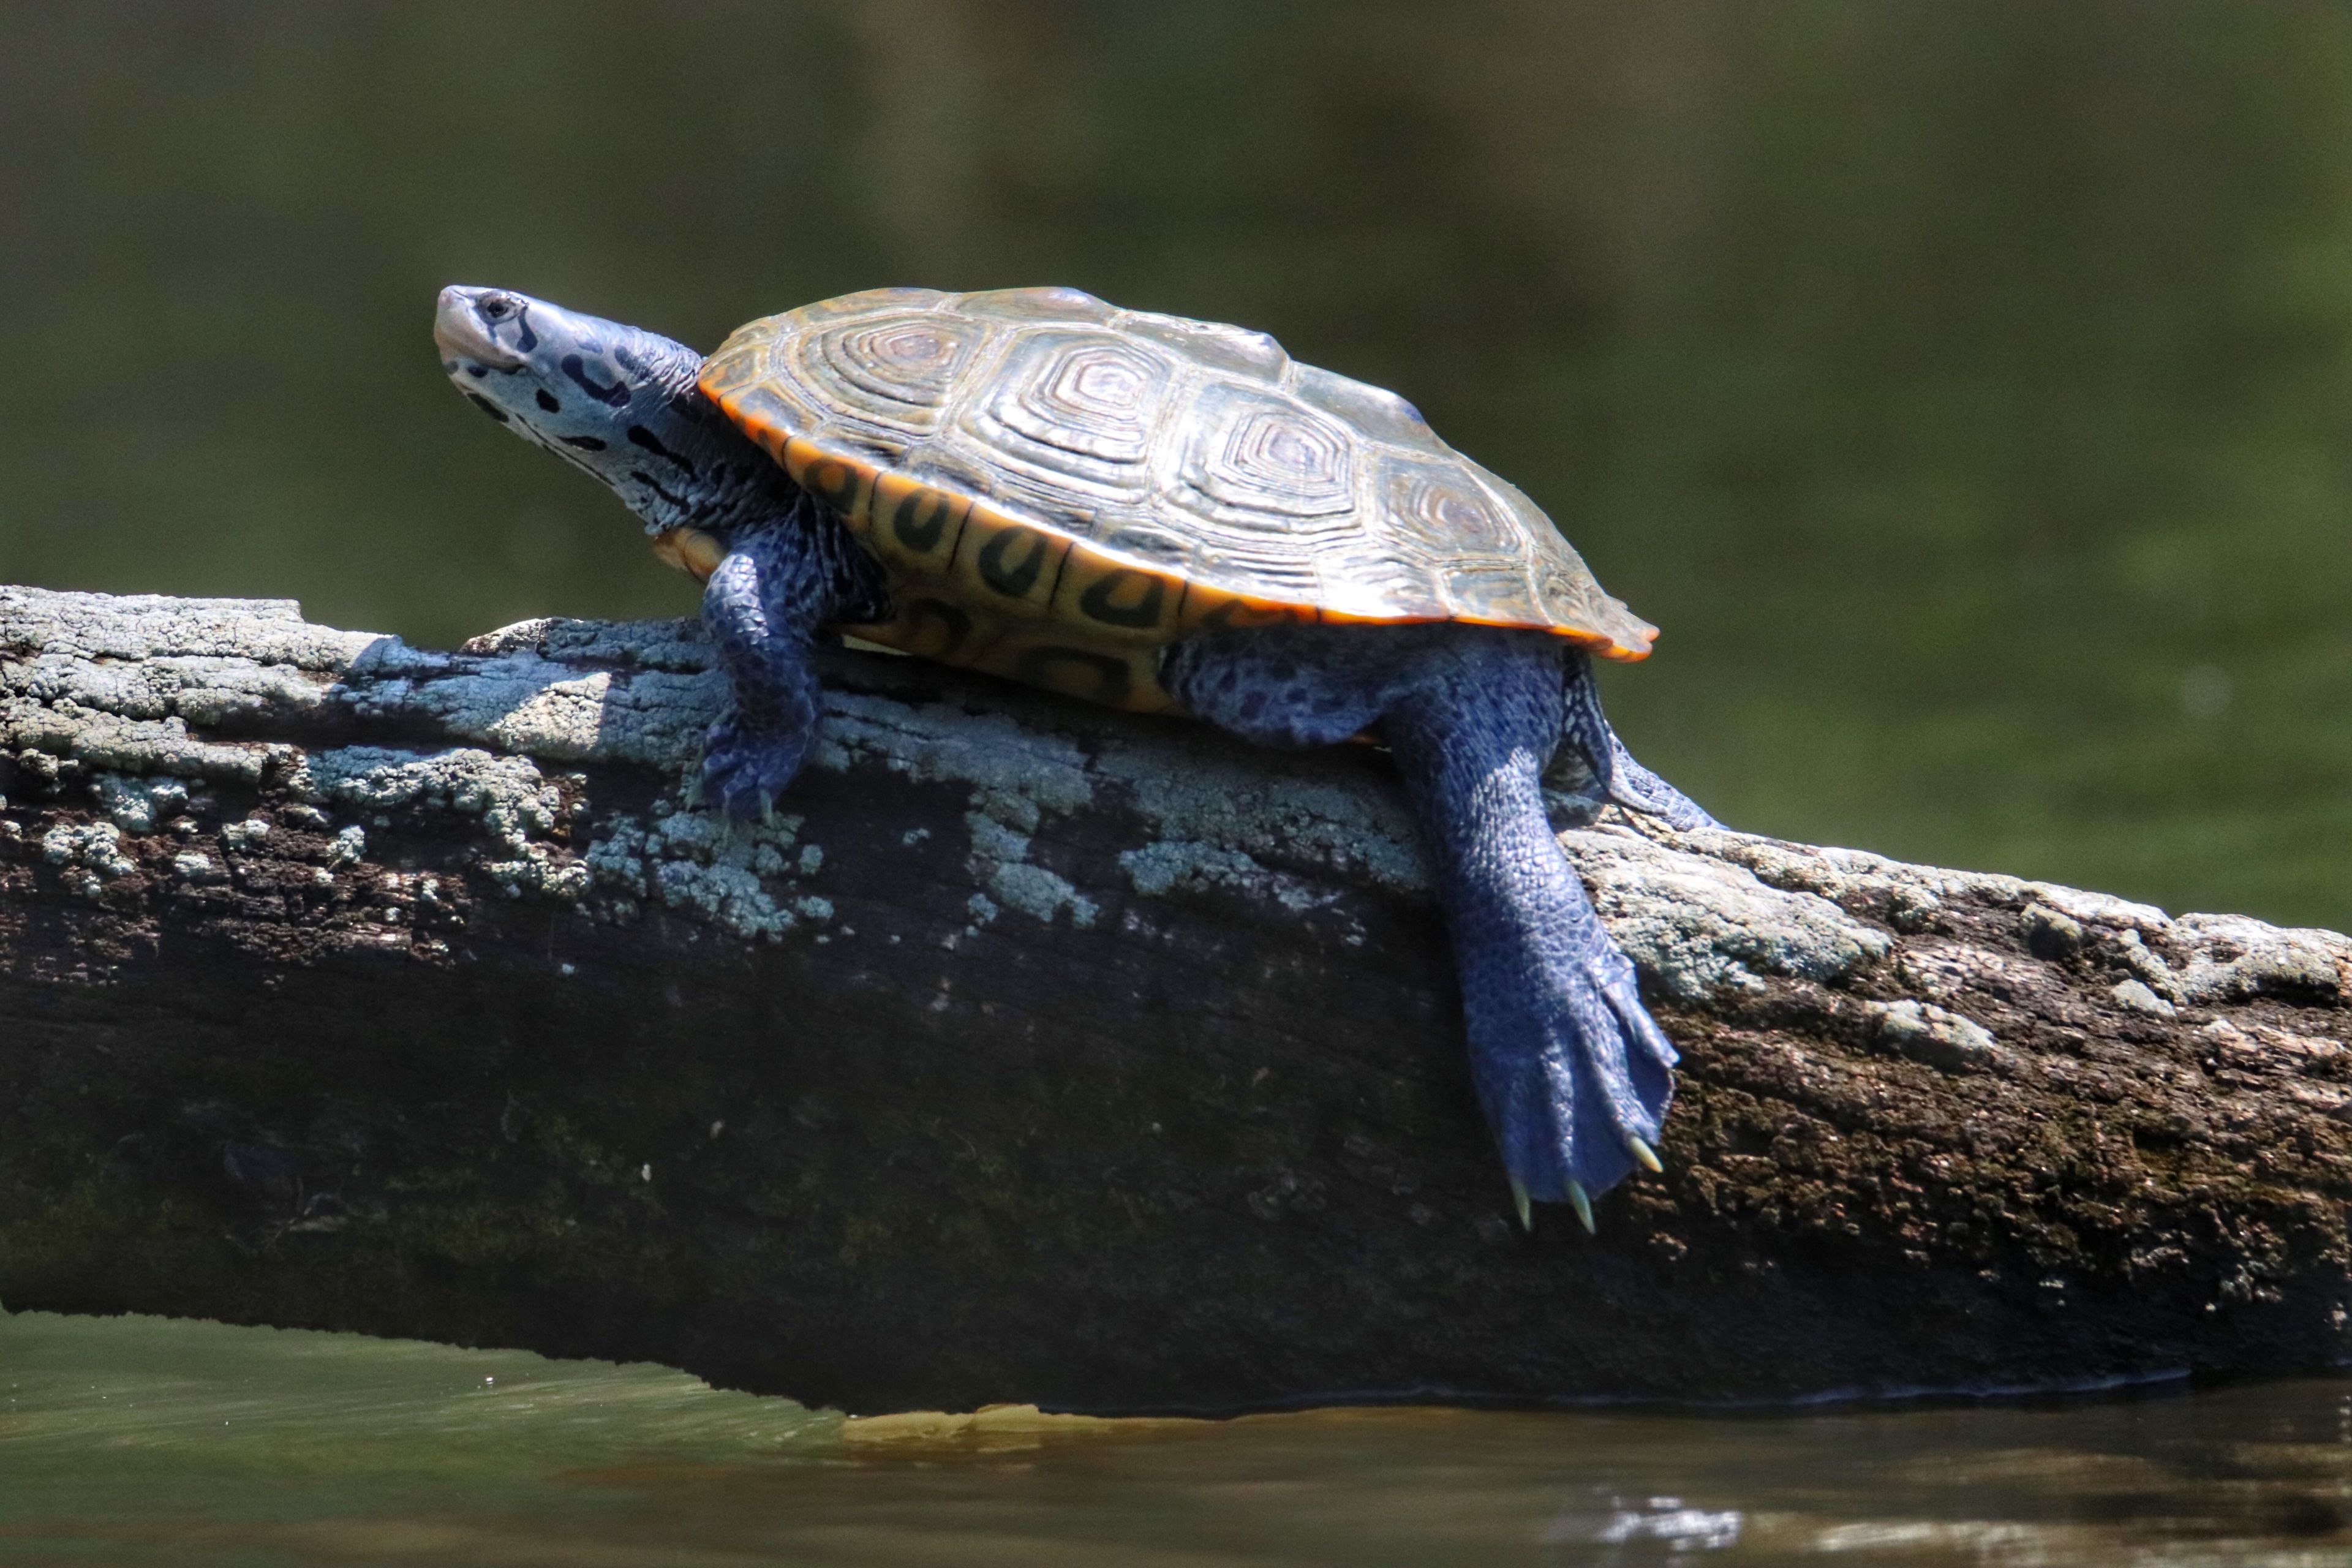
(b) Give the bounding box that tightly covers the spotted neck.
[435,286,799,544]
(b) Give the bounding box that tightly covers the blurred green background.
[4,0,2347,927]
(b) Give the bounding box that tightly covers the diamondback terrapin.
[434,283,1718,1227]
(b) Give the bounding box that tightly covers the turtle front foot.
[1464,908,1677,1234]
[699,715,814,822]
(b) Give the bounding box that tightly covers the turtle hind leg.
[1166,625,1677,1223]
[1383,633,1676,1218]
[1159,624,1406,748]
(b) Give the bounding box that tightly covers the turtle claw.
[1462,846,1676,1230]
[1566,1180,1596,1235]
[1509,1176,1532,1233]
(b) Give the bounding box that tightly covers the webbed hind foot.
[1461,868,1678,1223]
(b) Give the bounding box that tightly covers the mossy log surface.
[4,584,2351,1414]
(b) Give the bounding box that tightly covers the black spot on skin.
[513,312,538,353]
[562,354,631,407]
[440,360,459,374]
[627,424,696,476]
[562,435,606,451]
[536,389,562,413]
[465,392,510,424]
[629,469,687,508]
[466,365,489,380]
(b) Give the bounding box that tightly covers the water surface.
[4,1312,2350,1566]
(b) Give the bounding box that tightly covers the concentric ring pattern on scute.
[699,285,1656,709]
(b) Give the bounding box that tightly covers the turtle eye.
[480,293,519,322]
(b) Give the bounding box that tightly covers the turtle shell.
[699,285,1656,714]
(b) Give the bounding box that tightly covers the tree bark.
[3,584,2349,1413]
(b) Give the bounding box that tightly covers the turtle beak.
[434,285,526,372]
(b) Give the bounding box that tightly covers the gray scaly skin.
[433,286,886,818]
[1163,625,1714,1223]
[434,285,1719,1227]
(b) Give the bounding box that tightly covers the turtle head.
[434,285,776,541]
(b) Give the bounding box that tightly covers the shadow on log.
[3,584,2350,1413]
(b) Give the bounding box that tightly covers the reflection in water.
[2,1312,2349,1566]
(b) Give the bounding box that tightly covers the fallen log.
[2,582,2348,1412]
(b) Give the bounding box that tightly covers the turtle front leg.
[699,522,828,820]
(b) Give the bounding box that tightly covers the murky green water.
[2,1312,2348,1567]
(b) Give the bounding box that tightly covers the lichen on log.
[2,582,2350,1413]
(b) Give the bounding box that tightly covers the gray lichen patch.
[1119,840,1328,914]
[460,615,714,674]
[1,590,373,785]
[172,850,225,884]
[40,821,137,895]
[380,652,722,774]
[297,747,562,851]
[1675,825,2179,943]
[822,691,1096,832]
[1863,999,2005,1074]
[1096,734,1428,894]
[2106,931,2180,1000]
[91,772,192,834]
[965,813,1030,866]
[988,861,1097,928]
[6,704,277,787]
[1572,826,1894,1001]
[961,810,1096,927]
[326,825,368,869]
[2169,913,2348,1005]
[2113,979,2178,1019]
[290,745,589,900]
[2021,903,2088,959]
[1670,829,1969,928]
[584,804,824,941]
[0,586,378,671]
[2026,883,2173,938]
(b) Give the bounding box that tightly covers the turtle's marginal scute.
[695,284,1662,707]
